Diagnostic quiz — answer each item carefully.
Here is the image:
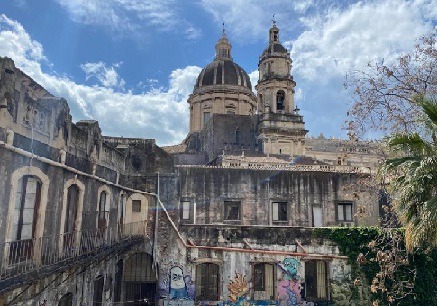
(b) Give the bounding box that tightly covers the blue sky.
[0,0,436,145]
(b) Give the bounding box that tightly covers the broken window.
[337,202,353,221]
[272,202,287,222]
[9,175,41,263]
[196,263,219,301]
[253,263,275,300]
[181,201,191,220]
[276,91,285,111]
[132,200,141,212]
[305,261,328,300]
[224,201,241,220]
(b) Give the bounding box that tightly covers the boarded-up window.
[253,263,275,300]
[224,201,241,220]
[272,202,287,222]
[132,200,141,212]
[196,263,219,301]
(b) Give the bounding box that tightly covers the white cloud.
[248,70,258,93]
[80,61,125,88]
[55,0,201,40]
[288,0,436,81]
[199,0,297,42]
[0,14,201,145]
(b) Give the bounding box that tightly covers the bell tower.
[255,21,307,157]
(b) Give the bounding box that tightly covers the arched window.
[58,292,73,306]
[97,190,109,230]
[196,263,219,301]
[9,175,42,263]
[63,184,79,248]
[276,91,285,111]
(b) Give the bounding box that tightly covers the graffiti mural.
[169,266,192,300]
[277,258,313,306]
[228,272,249,305]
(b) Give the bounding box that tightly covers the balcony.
[0,221,148,293]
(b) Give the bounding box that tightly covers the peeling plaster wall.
[176,167,379,227]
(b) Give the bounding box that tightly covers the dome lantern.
[215,23,232,60]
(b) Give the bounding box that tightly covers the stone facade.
[0,21,383,306]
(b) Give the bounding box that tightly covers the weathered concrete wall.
[175,166,379,227]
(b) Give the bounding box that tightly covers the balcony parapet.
[0,221,148,293]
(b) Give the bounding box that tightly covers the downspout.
[152,173,160,272]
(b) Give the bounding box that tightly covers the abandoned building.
[0,22,382,305]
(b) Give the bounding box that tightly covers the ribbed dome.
[195,59,252,90]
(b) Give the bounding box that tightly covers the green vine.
[312,227,437,305]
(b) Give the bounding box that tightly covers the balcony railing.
[0,221,148,284]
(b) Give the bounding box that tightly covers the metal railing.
[0,221,148,282]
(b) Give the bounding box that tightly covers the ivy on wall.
[312,227,437,306]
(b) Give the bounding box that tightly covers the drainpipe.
[152,173,160,270]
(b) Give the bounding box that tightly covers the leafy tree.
[381,98,437,251]
[345,31,436,138]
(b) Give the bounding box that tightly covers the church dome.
[194,59,252,90]
[193,29,252,94]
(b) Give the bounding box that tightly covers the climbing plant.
[313,227,437,305]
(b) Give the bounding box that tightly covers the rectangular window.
[253,263,275,300]
[272,202,287,222]
[203,112,211,125]
[196,263,219,301]
[93,276,104,306]
[337,202,353,221]
[224,201,241,221]
[181,201,191,220]
[132,200,141,212]
[305,261,328,300]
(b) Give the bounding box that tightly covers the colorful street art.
[169,266,193,300]
[277,258,313,306]
[228,272,249,303]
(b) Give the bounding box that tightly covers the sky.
[0,0,436,146]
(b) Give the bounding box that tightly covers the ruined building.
[0,22,381,305]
